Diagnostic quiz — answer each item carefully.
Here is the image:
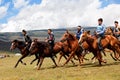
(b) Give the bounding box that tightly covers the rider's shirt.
[47,32,55,44]
[76,28,84,40]
[96,24,106,36]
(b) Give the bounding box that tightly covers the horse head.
[105,27,114,35]
[78,31,88,44]
[29,39,39,53]
[60,31,76,42]
[10,40,19,50]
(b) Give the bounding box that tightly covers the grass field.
[0,51,120,80]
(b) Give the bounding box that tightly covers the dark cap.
[22,29,26,33]
[114,21,118,24]
[98,18,103,22]
[77,25,81,28]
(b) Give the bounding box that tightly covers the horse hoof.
[14,66,17,68]
[24,63,27,65]
[37,68,40,70]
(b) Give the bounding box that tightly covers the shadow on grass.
[81,61,120,68]
[36,61,120,70]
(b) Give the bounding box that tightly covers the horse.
[60,32,83,66]
[79,31,120,65]
[29,40,63,70]
[10,40,39,68]
[105,27,120,61]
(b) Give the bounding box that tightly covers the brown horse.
[79,31,120,65]
[29,40,63,70]
[105,27,120,61]
[10,40,40,68]
[60,32,83,66]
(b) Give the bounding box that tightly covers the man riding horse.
[45,29,55,56]
[96,18,106,50]
[114,21,120,39]
[22,29,32,49]
[75,26,84,40]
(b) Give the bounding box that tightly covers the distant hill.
[0,27,96,51]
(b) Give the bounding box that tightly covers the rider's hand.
[45,39,48,42]
[26,42,28,45]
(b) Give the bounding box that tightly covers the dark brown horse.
[10,40,39,68]
[79,31,120,65]
[29,40,60,70]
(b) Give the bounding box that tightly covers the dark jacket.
[47,33,55,44]
[24,34,32,43]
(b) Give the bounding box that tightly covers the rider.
[22,29,32,50]
[45,29,55,56]
[96,18,106,50]
[114,21,120,39]
[75,25,84,40]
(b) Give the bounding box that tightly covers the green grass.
[0,52,120,80]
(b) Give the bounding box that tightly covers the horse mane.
[68,32,76,40]
[109,27,114,32]
[13,39,26,46]
[35,41,49,48]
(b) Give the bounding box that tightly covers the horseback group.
[10,18,120,70]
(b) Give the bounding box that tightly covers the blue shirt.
[76,28,84,39]
[96,24,105,36]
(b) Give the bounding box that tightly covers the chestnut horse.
[60,32,83,66]
[79,31,120,65]
[10,40,39,68]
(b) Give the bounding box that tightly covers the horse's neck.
[17,46,26,52]
[86,37,95,45]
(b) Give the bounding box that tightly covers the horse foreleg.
[37,57,44,70]
[97,51,106,65]
[20,60,26,65]
[58,52,64,64]
[63,51,75,66]
[14,55,27,68]
[51,57,58,67]
[65,54,75,65]
[30,58,38,65]
[30,54,39,65]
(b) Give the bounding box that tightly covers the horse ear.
[34,39,38,42]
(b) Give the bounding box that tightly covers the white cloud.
[1,0,120,32]
[13,0,29,9]
[0,3,9,19]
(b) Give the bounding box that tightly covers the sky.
[0,0,120,32]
